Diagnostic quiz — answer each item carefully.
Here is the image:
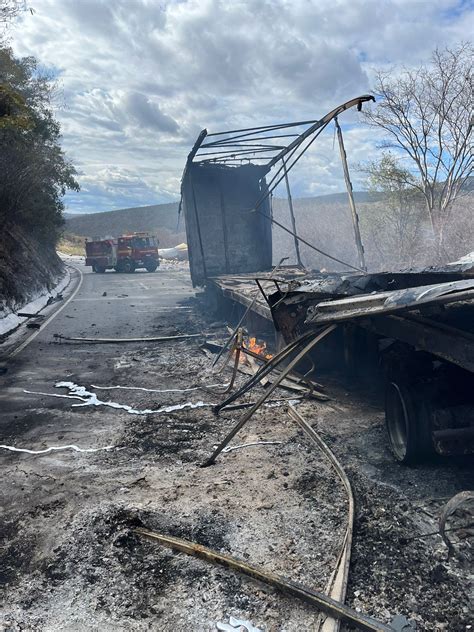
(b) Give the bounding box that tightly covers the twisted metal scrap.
[439,490,474,558]
[134,528,398,632]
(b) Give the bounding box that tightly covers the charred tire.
[96,265,106,273]
[385,380,436,464]
[145,260,158,272]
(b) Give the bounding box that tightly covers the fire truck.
[85,233,159,273]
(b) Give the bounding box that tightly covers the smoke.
[271,194,474,272]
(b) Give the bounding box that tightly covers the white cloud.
[9,0,474,213]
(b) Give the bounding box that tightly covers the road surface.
[1,260,472,632]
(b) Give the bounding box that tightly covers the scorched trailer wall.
[181,162,272,287]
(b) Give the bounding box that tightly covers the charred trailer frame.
[267,267,474,464]
[180,95,374,288]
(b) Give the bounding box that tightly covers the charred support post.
[190,177,208,281]
[202,324,337,466]
[282,157,303,267]
[334,117,366,272]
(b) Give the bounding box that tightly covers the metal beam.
[282,157,303,267]
[335,117,366,271]
[267,95,374,168]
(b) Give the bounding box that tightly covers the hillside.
[0,224,64,319]
[65,193,375,238]
[64,187,473,271]
[272,192,474,271]
[63,192,374,245]
[64,202,185,248]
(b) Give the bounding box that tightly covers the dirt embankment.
[0,223,64,314]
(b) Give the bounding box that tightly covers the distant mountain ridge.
[64,202,181,239]
[64,175,474,238]
[64,190,377,239]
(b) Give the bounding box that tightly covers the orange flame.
[245,337,273,360]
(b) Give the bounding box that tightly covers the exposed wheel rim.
[386,381,410,461]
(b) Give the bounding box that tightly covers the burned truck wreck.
[181,95,474,466]
[267,265,474,463]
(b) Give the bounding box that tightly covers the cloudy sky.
[10,0,474,214]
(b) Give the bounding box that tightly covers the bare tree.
[360,153,426,268]
[364,43,473,259]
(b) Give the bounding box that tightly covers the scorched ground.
[0,260,472,631]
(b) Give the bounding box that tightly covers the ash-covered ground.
[1,264,472,631]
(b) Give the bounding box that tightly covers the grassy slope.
[58,233,85,256]
[0,224,64,311]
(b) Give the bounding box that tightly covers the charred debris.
[151,94,471,627]
[25,96,470,630]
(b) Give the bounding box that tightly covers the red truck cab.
[116,234,159,272]
[85,232,159,273]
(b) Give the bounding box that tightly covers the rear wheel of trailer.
[385,380,436,464]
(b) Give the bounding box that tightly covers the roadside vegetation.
[0,1,79,309]
[0,46,79,244]
[363,44,473,262]
[57,233,85,257]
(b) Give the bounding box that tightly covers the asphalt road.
[1,260,472,631]
[0,259,197,473]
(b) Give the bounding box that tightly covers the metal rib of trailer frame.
[200,134,300,148]
[204,119,321,138]
[267,95,374,168]
[198,123,324,151]
[194,149,284,162]
[197,157,278,164]
[200,143,287,150]
[195,146,285,157]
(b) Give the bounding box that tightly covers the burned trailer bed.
[206,266,308,326]
[268,266,474,464]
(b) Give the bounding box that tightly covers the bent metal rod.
[134,528,404,632]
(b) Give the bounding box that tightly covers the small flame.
[245,337,273,360]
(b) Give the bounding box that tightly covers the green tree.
[364,43,473,259]
[0,46,79,243]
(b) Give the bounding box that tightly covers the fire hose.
[53,333,202,343]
